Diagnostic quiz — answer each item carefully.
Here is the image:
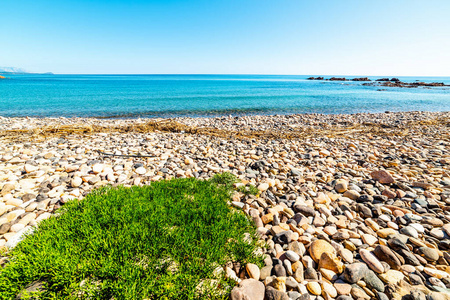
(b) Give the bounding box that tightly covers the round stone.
[306,281,322,295]
[399,226,418,238]
[245,263,260,280]
[285,250,300,262]
[71,177,83,188]
[418,247,439,262]
[257,183,269,192]
[135,167,146,175]
[92,164,104,174]
[309,239,335,263]
[322,281,337,298]
[335,179,348,193]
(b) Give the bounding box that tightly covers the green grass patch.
[0,175,262,299]
[237,185,259,196]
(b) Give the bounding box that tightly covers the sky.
[1,0,449,76]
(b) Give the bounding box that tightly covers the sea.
[0,74,449,118]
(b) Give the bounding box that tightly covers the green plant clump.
[237,185,259,196]
[0,175,262,299]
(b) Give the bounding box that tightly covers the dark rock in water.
[306,76,324,80]
[390,78,400,82]
[328,77,347,81]
[352,77,371,81]
[376,78,390,82]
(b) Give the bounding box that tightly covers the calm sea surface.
[0,74,449,118]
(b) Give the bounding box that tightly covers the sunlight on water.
[0,75,449,118]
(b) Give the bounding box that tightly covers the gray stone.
[365,270,385,292]
[285,250,300,262]
[343,263,369,283]
[265,286,289,300]
[287,291,301,300]
[336,296,353,300]
[274,264,287,277]
[304,267,318,280]
[409,273,424,285]
[400,226,419,238]
[260,266,272,280]
[15,280,45,299]
[293,205,315,217]
[387,237,409,252]
[418,247,439,262]
[376,292,390,300]
[285,277,298,290]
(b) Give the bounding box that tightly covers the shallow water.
[0,74,449,118]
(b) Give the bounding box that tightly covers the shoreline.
[1,109,449,121]
[1,111,449,298]
[0,111,449,143]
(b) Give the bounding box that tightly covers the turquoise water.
[0,74,449,118]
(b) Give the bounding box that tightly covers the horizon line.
[6,73,450,77]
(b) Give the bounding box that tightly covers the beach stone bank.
[0,111,449,300]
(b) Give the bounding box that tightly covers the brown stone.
[309,239,336,263]
[318,252,344,274]
[373,245,401,270]
[370,170,394,184]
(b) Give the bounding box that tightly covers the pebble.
[309,239,335,263]
[245,263,260,280]
[285,250,300,262]
[418,247,439,262]
[306,282,321,296]
[135,167,146,175]
[0,112,449,299]
[359,249,384,273]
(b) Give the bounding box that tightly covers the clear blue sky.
[1,0,449,75]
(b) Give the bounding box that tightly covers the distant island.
[307,76,449,88]
[0,67,53,75]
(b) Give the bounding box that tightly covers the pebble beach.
[1,111,450,300]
